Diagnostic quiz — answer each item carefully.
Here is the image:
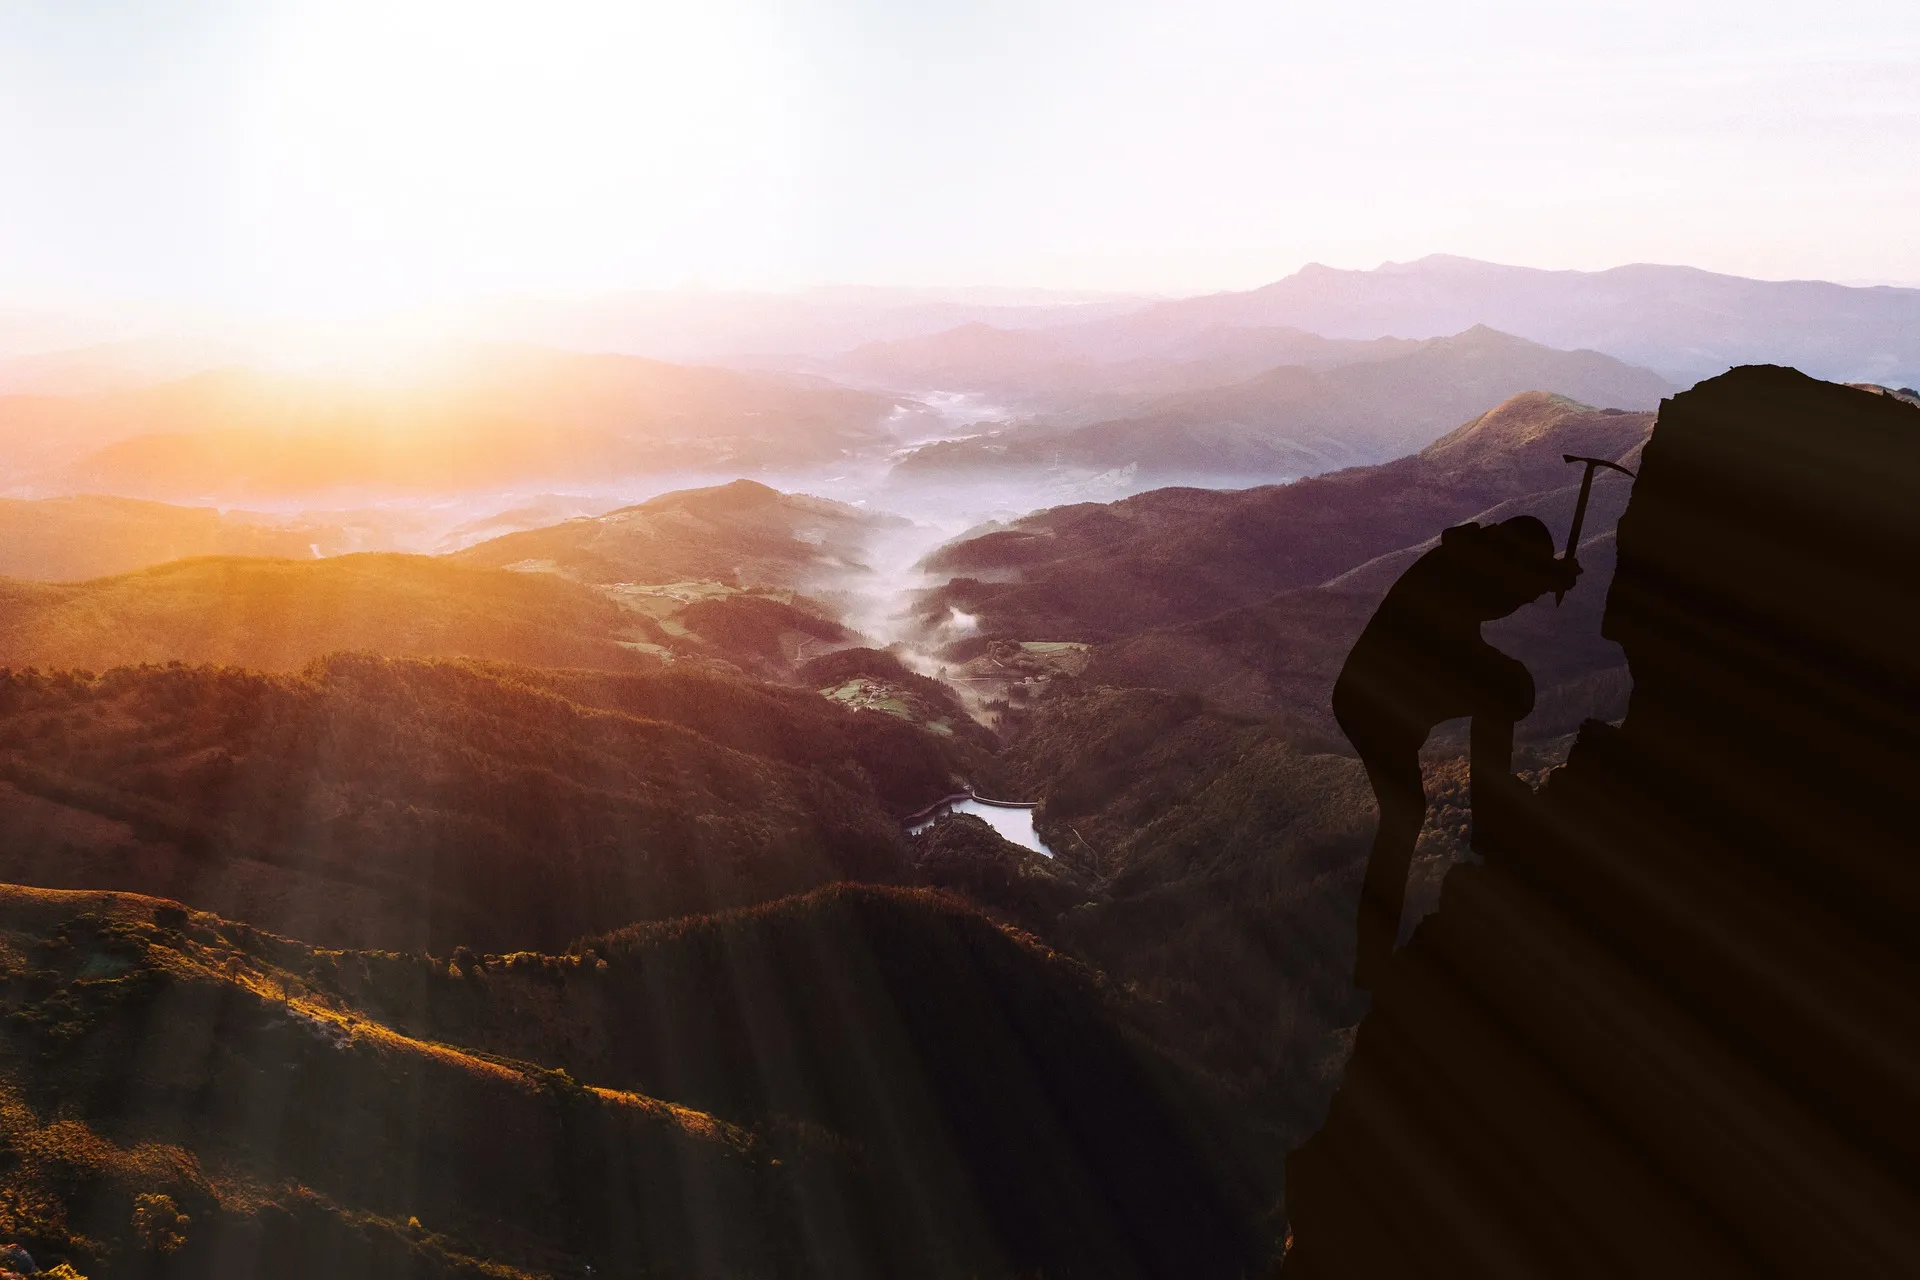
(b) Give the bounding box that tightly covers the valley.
[0,258,1914,1277]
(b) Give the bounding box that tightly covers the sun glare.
[232,0,804,311]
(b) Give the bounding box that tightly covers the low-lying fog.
[165,390,1292,658]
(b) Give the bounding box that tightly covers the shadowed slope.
[0,656,979,951]
[917,393,1650,644]
[1284,368,1920,1275]
[0,881,1279,1279]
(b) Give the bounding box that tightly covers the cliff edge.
[1284,366,1920,1275]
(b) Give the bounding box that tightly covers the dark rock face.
[1284,367,1920,1275]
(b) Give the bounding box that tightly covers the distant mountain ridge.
[0,494,341,581]
[1042,255,1920,385]
[893,328,1670,481]
[0,348,904,500]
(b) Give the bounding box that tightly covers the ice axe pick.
[1556,454,1638,605]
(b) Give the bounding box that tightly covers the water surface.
[910,798,1054,857]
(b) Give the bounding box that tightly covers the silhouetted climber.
[1333,515,1576,989]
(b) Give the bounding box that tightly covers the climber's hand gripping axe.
[1556,453,1638,605]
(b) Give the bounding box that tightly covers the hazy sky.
[3,0,1918,313]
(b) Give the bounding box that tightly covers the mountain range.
[890,327,1671,481]
[915,390,1650,644]
[887,256,1920,387]
[0,349,903,500]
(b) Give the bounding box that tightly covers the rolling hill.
[0,880,1274,1279]
[918,392,1656,1142]
[0,655,981,952]
[0,495,349,582]
[834,321,1426,416]
[453,478,902,591]
[0,553,654,674]
[914,390,1652,643]
[1,349,904,500]
[891,328,1670,482]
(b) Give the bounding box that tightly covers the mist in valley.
[1,2,1916,1270]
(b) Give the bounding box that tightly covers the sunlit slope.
[0,881,1275,1279]
[455,478,901,589]
[0,535,888,700]
[0,656,973,951]
[2,349,902,499]
[0,553,651,673]
[0,495,337,582]
[0,884,776,1280]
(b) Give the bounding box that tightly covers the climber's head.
[1442,516,1576,618]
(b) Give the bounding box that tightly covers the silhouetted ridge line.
[1284,366,1920,1276]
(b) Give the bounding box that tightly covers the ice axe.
[1556,454,1638,604]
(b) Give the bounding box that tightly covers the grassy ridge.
[0,554,650,675]
[0,882,1278,1279]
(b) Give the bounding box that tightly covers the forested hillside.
[0,657,979,951]
[0,554,651,674]
[0,881,1276,1279]
[455,479,900,590]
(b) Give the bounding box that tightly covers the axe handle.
[1556,466,1598,605]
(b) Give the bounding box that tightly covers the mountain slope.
[1043,255,1920,385]
[834,322,1426,416]
[0,656,982,951]
[915,392,1652,643]
[0,553,652,674]
[0,495,339,582]
[4,349,903,499]
[1283,368,1920,1276]
[0,880,1276,1279]
[892,328,1671,481]
[454,478,901,591]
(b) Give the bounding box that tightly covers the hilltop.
[454,478,900,591]
[0,553,653,674]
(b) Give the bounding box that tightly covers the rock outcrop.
[1284,367,1920,1275]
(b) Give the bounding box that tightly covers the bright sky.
[2,0,1917,314]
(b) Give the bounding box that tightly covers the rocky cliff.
[1284,367,1920,1275]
